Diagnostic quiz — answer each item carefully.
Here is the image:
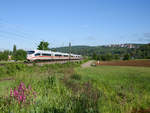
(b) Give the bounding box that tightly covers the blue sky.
[0,0,150,50]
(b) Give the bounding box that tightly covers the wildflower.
[10,88,13,97]
[9,82,37,105]
[23,96,26,102]
[28,85,32,90]
[14,89,18,97]
[32,91,37,98]
[19,96,23,101]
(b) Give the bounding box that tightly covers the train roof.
[27,50,81,56]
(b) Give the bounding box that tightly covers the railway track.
[24,59,82,66]
[0,59,82,66]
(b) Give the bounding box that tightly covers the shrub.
[5,63,27,75]
[13,49,26,61]
[0,50,11,61]
[0,67,6,77]
[123,54,130,60]
[71,74,81,80]
[114,54,120,60]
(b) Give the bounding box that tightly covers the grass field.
[76,66,150,113]
[0,62,150,113]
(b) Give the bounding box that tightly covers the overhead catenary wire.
[0,18,52,50]
[0,18,58,50]
[0,31,39,50]
[0,19,40,43]
[0,18,38,39]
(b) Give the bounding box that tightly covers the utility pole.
[69,42,71,62]
[42,41,44,50]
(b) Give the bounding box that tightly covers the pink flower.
[10,88,13,96]
[19,96,23,101]
[28,85,32,90]
[14,88,18,97]
[9,82,37,105]
[23,96,26,102]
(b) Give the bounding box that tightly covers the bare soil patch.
[131,108,150,113]
[81,60,94,68]
[97,60,150,67]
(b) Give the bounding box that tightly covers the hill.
[52,44,144,56]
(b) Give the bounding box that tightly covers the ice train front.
[26,50,35,61]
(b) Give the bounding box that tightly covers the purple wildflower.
[10,88,13,97]
[9,82,37,105]
[28,85,32,90]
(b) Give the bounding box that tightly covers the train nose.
[27,55,32,60]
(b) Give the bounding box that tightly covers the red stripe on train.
[30,56,70,59]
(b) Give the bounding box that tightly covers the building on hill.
[108,44,136,48]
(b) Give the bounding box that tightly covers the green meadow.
[0,62,150,113]
[76,66,150,113]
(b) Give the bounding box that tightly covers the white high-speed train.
[27,50,82,61]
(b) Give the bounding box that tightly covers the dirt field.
[97,60,150,67]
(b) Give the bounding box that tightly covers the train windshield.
[27,51,35,54]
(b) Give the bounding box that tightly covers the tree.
[12,45,17,60]
[92,52,97,60]
[114,54,120,60]
[105,53,113,61]
[134,44,150,59]
[13,45,17,55]
[0,50,12,61]
[37,41,49,50]
[123,54,130,60]
[100,55,107,61]
[14,49,27,61]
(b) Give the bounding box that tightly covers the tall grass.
[1,62,150,113]
[0,62,100,113]
[76,66,150,113]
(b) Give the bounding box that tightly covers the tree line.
[53,43,150,61]
[0,46,26,61]
[0,41,49,61]
[92,44,150,61]
[0,42,150,61]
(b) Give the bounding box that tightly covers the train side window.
[27,51,35,54]
[64,55,68,57]
[42,53,51,56]
[55,54,62,56]
[35,53,40,56]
